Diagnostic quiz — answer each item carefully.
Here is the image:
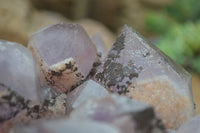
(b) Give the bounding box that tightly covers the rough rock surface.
[66,79,108,114]
[70,95,166,133]
[94,25,195,129]
[28,23,98,93]
[0,89,29,124]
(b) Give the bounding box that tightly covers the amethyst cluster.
[0,23,196,133]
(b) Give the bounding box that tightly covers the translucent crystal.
[66,79,108,114]
[0,40,39,124]
[70,95,166,133]
[28,23,98,93]
[0,40,39,100]
[11,119,120,133]
[91,33,108,60]
[94,25,194,129]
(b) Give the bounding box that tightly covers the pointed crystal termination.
[94,25,195,129]
[0,40,39,123]
[0,40,39,101]
[70,95,166,133]
[66,79,108,114]
[91,33,108,60]
[28,23,98,93]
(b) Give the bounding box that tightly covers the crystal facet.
[70,95,166,133]
[66,79,108,114]
[91,33,108,60]
[28,23,98,93]
[0,40,39,101]
[0,40,39,126]
[11,119,120,133]
[94,25,195,129]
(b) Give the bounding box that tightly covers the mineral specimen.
[28,23,98,93]
[91,33,108,60]
[66,79,108,114]
[0,93,68,133]
[94,25,195,129]
[0,40,39,101]
[0,89,29,123]
[70,94,166,133]
[11,119,120,133]
[0,40,40,132]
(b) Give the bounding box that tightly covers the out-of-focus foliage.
[166,0,200,22]
[158,22,200,72]
[145,0,200,73]
[145,12,171,34]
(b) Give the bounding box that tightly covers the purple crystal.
[66,79,108,114]
[0,40,39,101]
[91,33,108,60]
[70,94,166,133]
[11,119,120,133]
[28,23,98,93]
[0,40,40,124]
[70,94,150,121]
[94,25,194,129]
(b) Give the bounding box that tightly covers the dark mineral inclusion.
[94,24,195,129]
[95,27,140,94]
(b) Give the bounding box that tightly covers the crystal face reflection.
[94,25,195,129]
[0,40,39,101]
[28,23,98,93]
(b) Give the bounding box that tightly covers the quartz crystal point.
[28,23,98,93]
[70,95,166,133]
[0,40,39,128]
[91,33,108,60]
[0,40,39,101]
[11,119,120,133]
[66,79,108,114]
[94,25,195,129]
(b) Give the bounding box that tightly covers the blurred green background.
[0,0,199,113]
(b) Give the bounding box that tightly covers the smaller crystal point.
[28,23,98,93]
[0,40,39,101]
[66,79,108,114]
[91,33,108,60]
[11,119,120,133]
[70,94,166,133]
[94,25,195,129]
[0,40,39,124]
